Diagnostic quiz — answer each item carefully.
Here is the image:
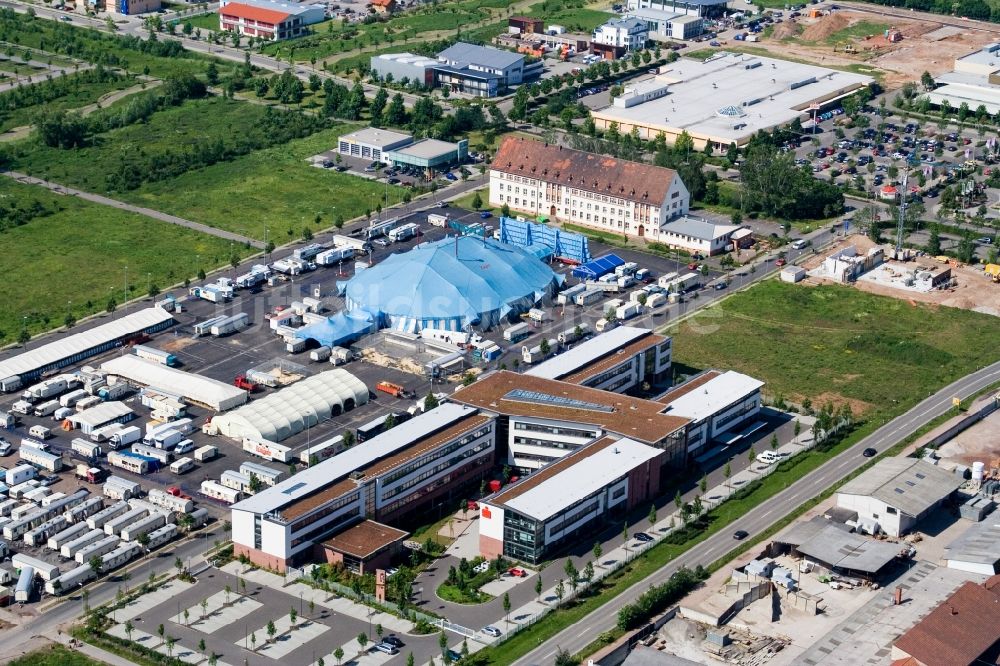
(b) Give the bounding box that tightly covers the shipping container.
[286,338,307,354]
[24,515,68,547]
[427,213,449,227]
[242,438,292,463]
[12,553,60,581]
[557,323,592,345]
[503,323,532,343]
[109,426,144,450]
[656,271,680,289]
[574,288,605,306]
[71,438,102,461]
[131,443,172,464]
[120,513,166,542]
[315,247,354,266]
[221,470,252,493]
[103,476,142,501]
[61,528,106,559]
[47,522,89,551]
[97,382,132,402]
[556,284,587,305]
[616,302,643,321]
[20,445,62,472]
[45,563,95,595]
[309,346,332,363]
[14,566,33,602]
[239,462,284,487]
[200,480,241,504]
[169,457,194,475]
[133,345,178,367]
[521,339,556,365]
[59,389,89,408]
[86,501,130,530]
[104,508,148,537]
[210,313,249,337]
[108,451,153,476]
[33,400,60,418]
[144,523,178,550]
[299,436,344,465]
[194,445,217,462]
[74,535,120,564]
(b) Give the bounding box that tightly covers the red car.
[775,258,787,267]
[507,567,527,577]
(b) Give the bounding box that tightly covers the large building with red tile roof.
[891,577,1000,666]
[489,136,689,239]
[219,0,324,41]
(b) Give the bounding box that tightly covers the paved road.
[1,170,265,248]
[513,360,1000,666]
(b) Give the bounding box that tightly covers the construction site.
[757,6,1000,87]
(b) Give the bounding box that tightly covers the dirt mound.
[800,13,850,42]
[771,20,801,40]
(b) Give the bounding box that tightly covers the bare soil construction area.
[755,7,1000,88]
[797,234,1000,316]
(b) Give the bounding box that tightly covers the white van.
[791,239,809,250]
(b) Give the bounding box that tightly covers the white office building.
[592,17,648,51]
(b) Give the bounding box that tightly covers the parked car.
[507,567,528,577]
[0,438,12,456]
[480,211,493,219]
[775,258,787,267]
[483,626,502,637]
[382,636,404,648]
[714,282,727,291]
[373,238,391,248]
[373,643,399,655]
[633,532,653,543]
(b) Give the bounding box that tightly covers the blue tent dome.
[343,235,562,332]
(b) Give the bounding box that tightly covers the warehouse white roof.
[839,459,962,517]
[660,371,764,422]
[232,403,479,515]
[101,355,247,412]
[525,326,652,380]
[340,127,414,149]
[68,401,133,428]
[498,437,661,521]
[210,370,369,443]
[0,308,173,382]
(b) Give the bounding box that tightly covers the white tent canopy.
[210,369,370,442]
[101,355,247,412]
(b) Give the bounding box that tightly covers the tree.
[535,574,543,601]
[88,555,102,577]
[555,578,565,605]
[438,630,448,657]
[124,620,134,642]
[770,433,779,451]
[251,632,257,651]
[724,459,732,489]
[343,429,356,448]
[471,191,483,210]
[224,584,232,606]
[424,392,440,410]
[334,646,345,665]
[956,232,976,264]
[183,608,190,626]
[501,202,511,217]
[648,503,657,527]
[201,597,209,620]
[267,619,277,643]
[921,70,935,91]
[503,591,512,623]
[206,62,219,85]
[358,632,369,652]
[748,445,757,465]
[166,637,176,658]
[290,606,298,628]
[699,474,708,494]
[198,638,206,653]
[854,205,882,243]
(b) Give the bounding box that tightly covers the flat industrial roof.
[389,138,460,159]
[232,403,481,516]
[839,459,962,518]
[945,515,1000,566]
[796,524,900,573]
[321,520,408,559]
[524,326,656,381]
[659,371,763,422]
[451,371,689,444]
[374,52,439,67]
[956,43,1000,66]
[490,436,661,521]
[339,127,414,149]
[925,81,1000,115]
[438,42,523,70]
[592,52,873,144]
[0,308,173,382]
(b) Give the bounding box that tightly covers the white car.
[0,438,12,456]
[756,451,780,465]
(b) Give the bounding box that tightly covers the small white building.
[592,17,648,51]
[837,459,962,537]
[659,217,742,256]
[943,516,1000,575]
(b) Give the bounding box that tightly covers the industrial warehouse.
[591,51,874,150]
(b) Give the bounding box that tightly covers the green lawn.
[177,11,221,33]
[119,125,404,241]
[8,644,105,666]
[669,280,999,417]
[0,13,234,79]
[0,72,136,132]
[824,20,891,45]
[0,176,248,344]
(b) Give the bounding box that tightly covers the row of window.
[380,439,492,501]
[513,421,598,439]
[380,426,493,486]
[512,436,582,451]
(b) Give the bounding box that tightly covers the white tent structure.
[209,370,370,442]
[101,355,247,412]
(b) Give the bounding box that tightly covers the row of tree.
[0,64,126,116]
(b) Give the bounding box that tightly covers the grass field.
[0,73,136,132]
[669,280,998,416]
[8,644,105,666]
[179,11,222,32]
[824,20,891,44]
[0,178,250,343]
[119,125,403,241]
